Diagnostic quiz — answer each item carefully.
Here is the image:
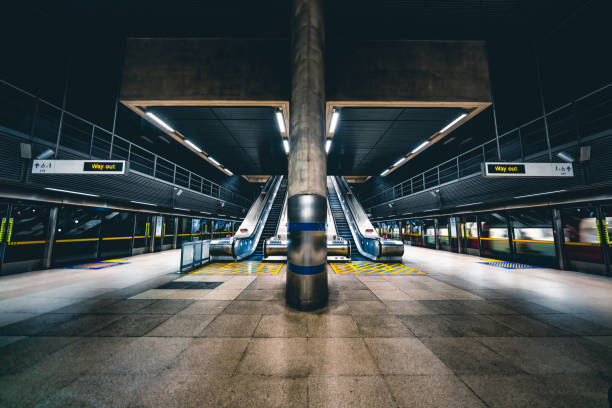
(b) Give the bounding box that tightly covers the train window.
[463,215,480,255]
[438,217,450,251]
[423,219,436,249]
[562,207,605,274]
[99,211,134,258]
[511,208,556,267]
[410,220,424,247]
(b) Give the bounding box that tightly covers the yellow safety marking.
[564,241,600,246]
[479,237,508,241]
[7,218,14,243]
[101,236,132,241]
[329,261,425,275]
[177,233,191,236]
[164,234,174,237]
[56,237,99,243]
[0,218,5,243]
[101,259,127,263]
[133,235,146,239]
[7,240,47,245]
[190,262,284,275]
[512,239,553,244]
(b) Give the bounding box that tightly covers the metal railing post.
[89,126,95,159]
[173,164,177,184]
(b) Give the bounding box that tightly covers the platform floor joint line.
[329,261,425,275]
[191,262,283,275]
[60,259,130,270]
[478,259,542,269]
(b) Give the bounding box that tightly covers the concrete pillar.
[286,0,328,309]
[43,207,58,269]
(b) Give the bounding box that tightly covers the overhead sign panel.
[32,160,126,175]
[484,162,573,178]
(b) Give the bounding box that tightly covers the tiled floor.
[1,246,612,407]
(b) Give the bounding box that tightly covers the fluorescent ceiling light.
[556,151,574,162]
[146,112,175,132]
[174,207,190,211]
[224,168,234,176]
[325,139,332,153]
[380,169,390,176]
[275,111,286,133]
[45,187,99,197]
[131,200,157,206]
[329,110,339,133]
[439,113,467,134]
[456,202,483,207]
[411,141,430,154]
[393,157,406,167]
[208,156,220,166]
[283,139,290,154]
[201,211,211,214]
[184,140,202,152]
[514,190,566,199]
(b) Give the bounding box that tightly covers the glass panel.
[438,217,450,251]
[511,208,556,267]
[423,219,436,249]
[561,207,604,274]
[479,212,510,260]
[4,205,49,263]
[53,206,103,265]
[410,220,424,247]
[133,213,150,250]
[164,216,176,244]
[99,211,133,258]
[463,215,480,254]
[178,217,191,245]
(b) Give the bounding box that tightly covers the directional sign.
[32,160,126,175]
[484,162,573,178]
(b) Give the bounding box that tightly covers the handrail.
[361,81,612,209]
[0,78,251,209]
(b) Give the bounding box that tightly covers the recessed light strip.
[411,141,430,154]
[329,109,340,133]
[325,139,332,153]
[514,190,566,199]
[146,112,175,133]
[275,110,286,133]
[283,139,290,154]
[439,113,467,134]
[45,187,99,197]
[184,140,202,152]
[131,200,157,206]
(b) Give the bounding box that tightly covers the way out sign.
[32,160,126,175]
[484,162,573,178]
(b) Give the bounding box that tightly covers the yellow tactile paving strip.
[330,261,425,275]
[191,262,284,275]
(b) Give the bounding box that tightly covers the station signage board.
[484,162,573,178]
[32,160,126,175]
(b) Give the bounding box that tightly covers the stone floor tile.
[199,313,261,337]
[345,300,389,315]
[308,376,396,408]
[238,338,309,376]
[307,314,360,338]
[254,314,308,337]
[178,300,230,315]
[364,337,451,375]
[91,314,171,337]
[308,338,379,375]
[385,374,485,408]
[353,314,414,337]
[169,337,249,374]
[146,314,215,337]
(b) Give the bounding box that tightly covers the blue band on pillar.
[288,222,326,232]
[288,263,326,275]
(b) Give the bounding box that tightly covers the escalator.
[252,178,287,259]
[327,179,368,261]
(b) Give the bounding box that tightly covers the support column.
[43,207,58,269]
[286,0,328,309]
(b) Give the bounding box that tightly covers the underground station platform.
[2,0,612,406]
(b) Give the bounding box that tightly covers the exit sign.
[32,160,126,175]
[484,162,573,178]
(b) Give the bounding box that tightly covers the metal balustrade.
[0,79,251,209]
[361,82,612,210]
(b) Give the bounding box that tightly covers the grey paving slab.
[486,314,572,337]
[492,299,564,315]
[91,314,171,337]
[364,337,451,375]
[178,299,230,314]
[0,336,80,376]
[308,376,396,408]
[384,300,434,315]
[345,300,390,315]
[0,365,78,407]
[137,299,196,314]
[460,373,609,408]
[399,314,521,337]
[223,300,286,315]
[169,337,250,374]
[531,313,612,335]
[254,314,308,337]
[308,338,379,375]
[145,314,215,337]
[420,337,525,375]
[339,289,379,300]
[40,313,124,336]
[200,313,261,337]
[237,289,283,300]
[306,314,360,338]
[0,313,78,336]
[90,299,157,314]
[132,373,307,408]
[353,314,415,337]
[0,335,25,348]
[238,338,309,376]
[385,374,486,408]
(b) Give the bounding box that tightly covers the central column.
[286,0,328,309]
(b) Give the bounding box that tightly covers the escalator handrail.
[334,176,379,239]
[234,176,280,239]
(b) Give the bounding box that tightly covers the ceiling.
[148,106,287,175]
[327,107,468,176]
